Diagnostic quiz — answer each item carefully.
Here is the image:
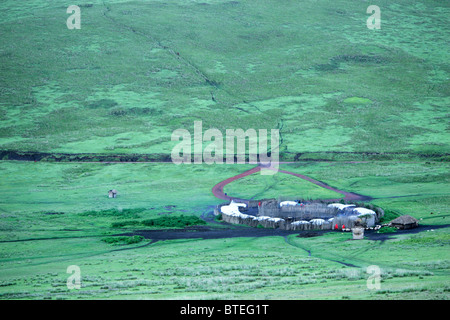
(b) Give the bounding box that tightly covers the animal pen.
[218,199,383,232]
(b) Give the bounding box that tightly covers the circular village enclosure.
[212,166,421,238]
[217,199,385,238]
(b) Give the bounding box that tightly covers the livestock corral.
[217,199,384,232]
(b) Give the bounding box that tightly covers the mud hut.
[351,218,364,240]
[389,215,419,230]
[108,189,117,198]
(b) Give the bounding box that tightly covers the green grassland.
[0,0,448,156]
[0,161,449,299]
[1,234,449,300]
[223,170,344,200]
[0,0,449,300]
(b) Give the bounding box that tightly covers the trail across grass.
[212,164,371,202]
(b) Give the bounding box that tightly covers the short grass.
[0,161,448,299]
[0,0,448,156]
[280,162,450,222]
[0,233,448,300]
[223,171,343,200]
[0,0,448,301]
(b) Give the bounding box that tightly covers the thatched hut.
[351,218,364,240]
[389,215,419,230]
[108,189,117,198]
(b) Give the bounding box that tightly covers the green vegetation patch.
[111,215,207,229]
[141,215,206,228]
[101,235,144,245]
[111,220,142,228]
[379,209,401,224]
[79,208,145,219]
[377,226,398,234]
[395,232,450,246]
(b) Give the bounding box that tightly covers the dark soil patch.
[119,226,302,242]
[364,224,450,242]
[0,150,171,162]
[315,54,388,72]
[1,150,447,163]
[118,223,449,244]
[296,232,321,238]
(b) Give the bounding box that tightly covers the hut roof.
[280,201,298,207]
[327,203,355,210]
[390,215,419,225]
[310,218,326,225]
[220,201,248,218]
[291,220,309,225]
[353,207,376,216]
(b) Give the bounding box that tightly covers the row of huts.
[218,200,380,230]
[218,200,419,233]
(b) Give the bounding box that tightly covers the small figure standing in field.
[108,189,117,198]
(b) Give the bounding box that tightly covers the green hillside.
[0,0,448,301]
[1,0,448,157]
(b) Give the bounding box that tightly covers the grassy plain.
[0,0,449,156]
[223,169,344,200]
[0,161,448,299]
[0,0,449,300]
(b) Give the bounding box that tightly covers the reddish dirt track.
[211,166,262,202]
[211,165,372,203]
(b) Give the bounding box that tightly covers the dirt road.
[211,165,372,203]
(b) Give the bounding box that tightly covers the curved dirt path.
[211,165,372,203]
[211,166,262,202]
